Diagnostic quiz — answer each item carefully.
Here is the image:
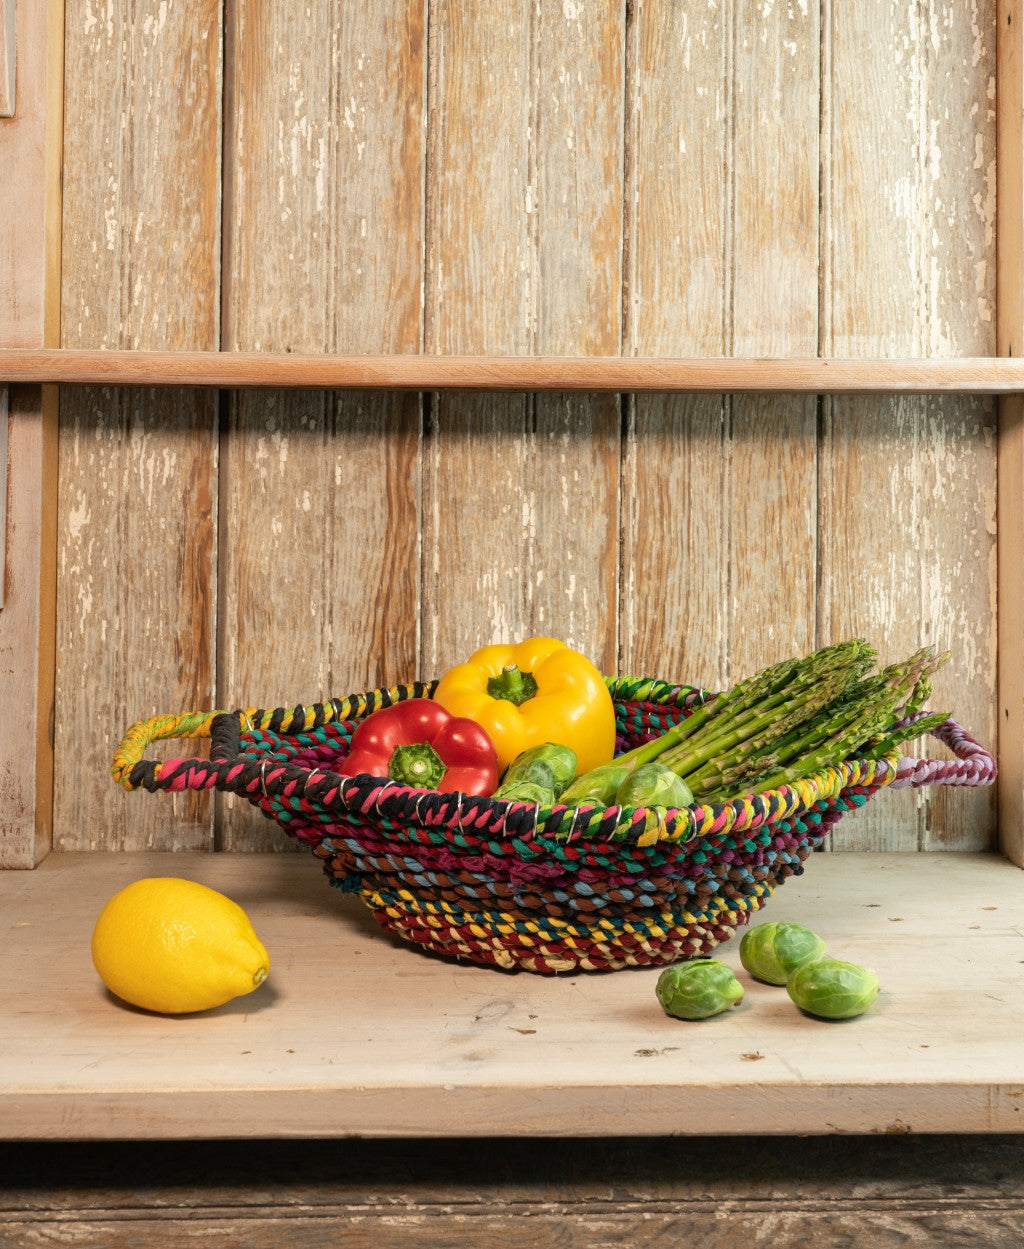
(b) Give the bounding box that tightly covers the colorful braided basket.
[113,676,996,974]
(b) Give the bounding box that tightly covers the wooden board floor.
[2,849,1024,1140]
[1,1135,1024,1248]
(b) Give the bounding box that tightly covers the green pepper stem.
[487,664,539,706]
[388,742,447,789]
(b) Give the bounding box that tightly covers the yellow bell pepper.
[432,637,616,776]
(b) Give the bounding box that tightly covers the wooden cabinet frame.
[2,0,1024,1152]
[1,3,1022,869]
[0,0,62,869]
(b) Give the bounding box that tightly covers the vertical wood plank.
[423,2,534,667]
[820,0,997,852]
[624,0,818,693]
[0,0,15,117]
[221,0,426,849]
[819,0,925,851]
[818,0,920,851]
[916,0,998,849]
[422,0,623,678]
[0,0,58,348]
[0,0,61,868]
[0,386,58,868]
[56,0,222,851]
[532,1,623,674]
[729,0,819,679]
[997,0,1024,866]
[0,385,7,608]
[621,0,730,690]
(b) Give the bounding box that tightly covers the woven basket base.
[338,877,777,974]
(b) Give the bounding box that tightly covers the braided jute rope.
[111,675,997,974]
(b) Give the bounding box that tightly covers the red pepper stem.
[487,664,538,706]
[388,742,447,789]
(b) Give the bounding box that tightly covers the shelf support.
[0,0,14,118]
[0,0,61,868]
[0,386,6,609]
[997,0,1024,866]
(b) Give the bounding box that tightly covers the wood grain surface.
[48,0,1003,856]
[818,0,997,852]
[219,0,426,849]
[2,1135,1024,1248]
[55,0,222,851]
[10,348,1024,391]
[997,0,1024,867]
[0,0,61,867]
[0,0,13,119]
[621,0,820,703]
[727,0,818,695]
[421,0,623,680]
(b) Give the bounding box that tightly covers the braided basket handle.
[889,717,996,789]
[111,702,332,791]
[111,709,225,789]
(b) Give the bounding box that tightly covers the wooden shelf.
[4,849,1024,1141]
[4,348,1024,392]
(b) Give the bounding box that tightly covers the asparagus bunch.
[559,639,950,808]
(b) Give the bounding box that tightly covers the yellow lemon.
[91,877,270,1015]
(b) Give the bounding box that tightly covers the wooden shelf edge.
[3,348,1024,392]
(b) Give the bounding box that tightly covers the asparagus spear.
[564,639,951,811]
[609,639,874,776]
[699,647,949,803]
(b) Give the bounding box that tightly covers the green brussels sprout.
[615,762,694,810]
[560,762,633,807]
[497,743,578,798]
[506,758,557,790]
[739,922,827,985]
[493,780,556,805]
[655,958,744,1021]
[786,957,880,1020]
[493,762,557,802]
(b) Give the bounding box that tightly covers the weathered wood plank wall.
[57,0,221,851]
[53,0,998,855]
[819,0,997,850]
[217,0,427,849]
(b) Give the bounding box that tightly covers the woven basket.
[113,676,996,974]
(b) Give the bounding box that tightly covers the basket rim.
[123,675,906,848]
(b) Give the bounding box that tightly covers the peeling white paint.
[142,2,170,40]
[67,497,91,541]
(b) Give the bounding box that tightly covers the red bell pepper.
[338,698,499,796]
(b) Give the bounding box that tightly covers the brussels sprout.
[497,743,578,798]
[493,762,557,802]
[560,762,634,807]
[786,957,880,1020]
[615,762,694,810]
[739,922,827,985]
[493,780,556,805]
[655,958,744,1021]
